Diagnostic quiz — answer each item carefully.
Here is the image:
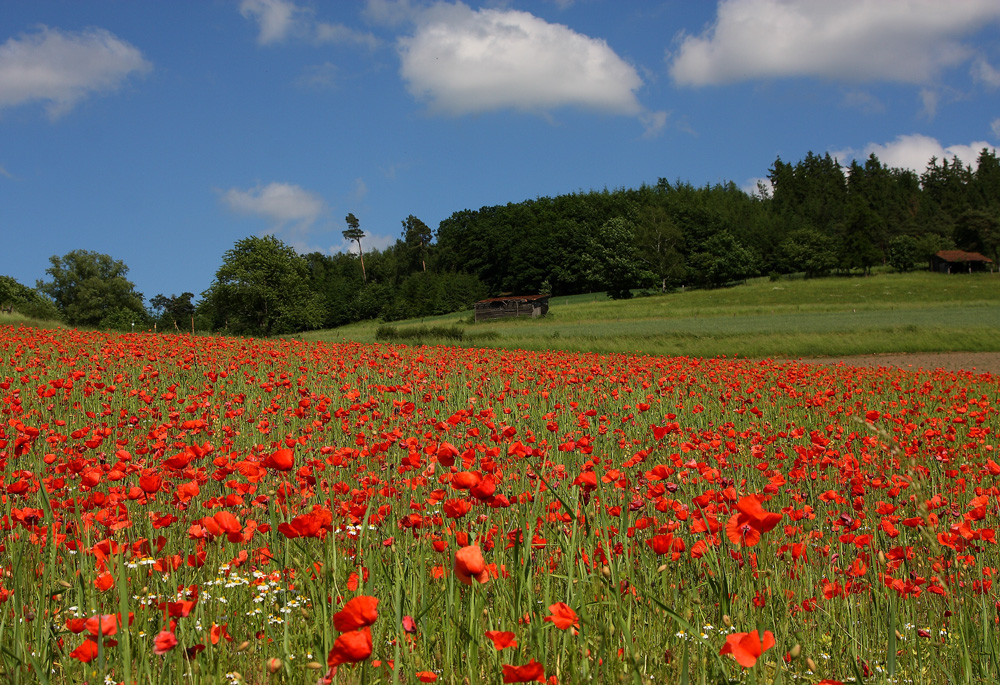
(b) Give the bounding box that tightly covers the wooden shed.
[931,250,994,273]
[474,295,549,322]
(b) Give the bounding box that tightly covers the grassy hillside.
[296,271,1000,358]
[0,310,64,330]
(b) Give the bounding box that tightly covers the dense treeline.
[3,148,998,335]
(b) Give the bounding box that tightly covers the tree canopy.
[36,250,145,327]
[200,236,325,336]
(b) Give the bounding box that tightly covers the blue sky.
[3,0,999,302]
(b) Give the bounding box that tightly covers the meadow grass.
[0,310,65,329]
[297,271,1000,358]
[2,328,999,684]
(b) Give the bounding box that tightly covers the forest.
[4,148,999,336]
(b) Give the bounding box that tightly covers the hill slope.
[297,271,1000,359]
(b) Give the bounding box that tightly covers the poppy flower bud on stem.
[806,657,817,672]
[266,658,282,674]
[722,614,732,628]
[790,644,801,659]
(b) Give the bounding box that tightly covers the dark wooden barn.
[474,295,549,322]
[931,250,994,273]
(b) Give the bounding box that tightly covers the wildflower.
[485,630,518,650]
[262,448,294,471]
[333,596,379,632]
[544,603,579,632]
[153,630,178,655]
[326,627,373,667]
[726,495,782,547]
[719,630,775,668]
[454,545,489,585]
[69,639,99,663]
[502,658,546,683]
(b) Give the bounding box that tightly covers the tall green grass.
[297,271,1000,358]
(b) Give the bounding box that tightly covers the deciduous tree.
[37,250,145,327]
[200,236,325,336]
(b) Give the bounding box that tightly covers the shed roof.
[475,294,549,304]
[934,250,994,263]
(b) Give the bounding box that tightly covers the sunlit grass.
[298,271,1000,357]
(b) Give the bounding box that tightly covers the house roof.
[475,294,549,304]
[934,250,994,263]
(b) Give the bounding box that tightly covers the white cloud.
[854,134,996,173]
[919,88,939,119]
[841,90,885,114]
[363,0,416,27]
[240,0,303,45]
[241,0,378,47]
[294,62,338,90]
[973,58,1000,88]
[221,182,327,228]
[670,0,1000,86]
[742,177,773,198]
[315,23,379,49]
[0,26,150,119]
[349,178,368,203]
[398,3,654,122]
[337,231,395,256]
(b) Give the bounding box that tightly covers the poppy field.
[1,325,999,684]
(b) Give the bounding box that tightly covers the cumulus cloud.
[973,58,1000,88]
[221,182,328,235]
[670,0,1000,86]
[337,230,395,256]
[741,177,773,198]
[0,26,150,118]
[240,0,303,44]
[852,134,996,173]
[398,2,664,130]
[241,0,378,47]
[221,182,332,252]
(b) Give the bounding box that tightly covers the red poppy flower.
[84,614,119,637]
[719,630,775,668]
[502,658,546,683]
[262,448,294,471]
[544,603,579,632]
[454,545,489,585]
[70,639,99,663]
[485,630,518,650]
[327,627,373,667]
[726,494,782,547]
[333,596,379,632]
[416,672,438,683]
[153,630,178,655]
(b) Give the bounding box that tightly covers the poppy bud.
[305,662,323,670]
[236,641,250,653]
[806,657,817,672]
[266,658,282,674]
[722,614,732,628]
[789,644,801,659]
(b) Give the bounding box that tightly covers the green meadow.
[296,271,1000,358]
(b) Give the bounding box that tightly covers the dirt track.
[791,352,1000,375]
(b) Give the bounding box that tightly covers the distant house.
[931,250,994,273]
[474,295,549,322]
